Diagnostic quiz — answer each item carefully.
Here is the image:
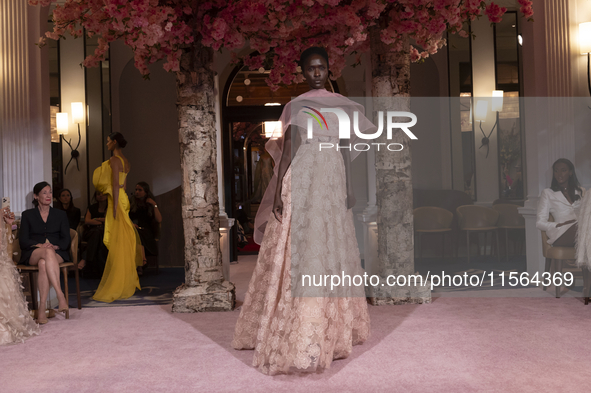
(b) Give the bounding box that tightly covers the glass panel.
[48,16,63,192]
[495,13,524,200]
[448,25,476,199]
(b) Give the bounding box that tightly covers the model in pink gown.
[232,48,374,375]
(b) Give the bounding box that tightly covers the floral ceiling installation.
[30,0,534,89]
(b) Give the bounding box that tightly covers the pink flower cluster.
[31,0,534,88]
[29,0,194,75]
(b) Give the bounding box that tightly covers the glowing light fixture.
[71,102,84,123]
[56,113,69,135]
[474,100,488,122]
[264,121,282,139]
[491,90,504,112]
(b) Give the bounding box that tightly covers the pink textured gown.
[232,89,372,375]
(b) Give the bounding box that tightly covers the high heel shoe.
[37,318,49,325]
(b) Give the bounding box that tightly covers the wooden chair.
[493,204,525,262]
[456,205,500,264]
[413,207,453,258]
[12,227,81,319]
[541,215,590,303]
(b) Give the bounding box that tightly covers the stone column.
[171,43,235,312]
[368,30,430,305]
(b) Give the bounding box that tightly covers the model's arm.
[536,190,559,231]
[110,157,120,219]
[273,126,293,222]
[340,142,356,210]
[146,198,162,223]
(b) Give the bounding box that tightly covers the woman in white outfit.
[536,158,584,247]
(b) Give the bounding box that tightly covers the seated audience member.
[78,191,108,276]
[536,158,584,247]
[20,182,71,324]
[129,182,162,268]
[536,159,585,294]
[55,189,81,230]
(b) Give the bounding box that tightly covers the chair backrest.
[493,204,525,227]
[456,205,500,229]
[413,207,453,230]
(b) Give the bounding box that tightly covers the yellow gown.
[92,156,142,303]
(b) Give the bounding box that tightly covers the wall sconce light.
[474,91,503,158]
[62,102,84,174]
[579,22,591,96]
[263,121,282,139]
[56,112,69,135]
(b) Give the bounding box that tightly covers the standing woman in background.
[92,132,143,303]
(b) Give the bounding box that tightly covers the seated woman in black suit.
[55,188,81,230]
[129,182,162,265]
[20,181,71,324]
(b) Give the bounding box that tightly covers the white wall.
[59,32,88,212]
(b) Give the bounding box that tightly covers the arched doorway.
[221,63,338,260]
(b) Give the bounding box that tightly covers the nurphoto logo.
[305,108,418,152]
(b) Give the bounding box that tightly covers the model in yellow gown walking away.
[92,132,142,303]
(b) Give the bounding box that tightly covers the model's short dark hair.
[299,47,329,68]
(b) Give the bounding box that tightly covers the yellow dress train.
[92,157,142,303]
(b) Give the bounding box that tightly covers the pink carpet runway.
[2,257,591,392]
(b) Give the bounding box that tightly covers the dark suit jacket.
[19,207,71,265]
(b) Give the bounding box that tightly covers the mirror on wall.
[84,34,112,205]
[48,17,63,194]
[448,25,476,200]
[494,12,524,200]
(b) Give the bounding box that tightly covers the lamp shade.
[56,112,69,135]
[71,102,84,123]
[580,22,591,54]
[474,100,488,122]
[264,121,282,139]
[492,90,504,112]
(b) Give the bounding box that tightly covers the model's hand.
[113,208,117,220]
[273,191,283,223]
[2,207,14,225]
[146,198,156,206]
[556,219,576,228]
